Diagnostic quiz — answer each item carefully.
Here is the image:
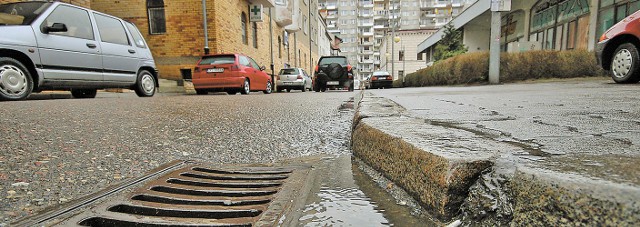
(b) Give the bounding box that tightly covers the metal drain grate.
[15,161,295,227]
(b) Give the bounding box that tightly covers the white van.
[0,1,158,101]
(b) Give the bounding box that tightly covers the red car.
[596,10,640,83]
[192,53,272,95]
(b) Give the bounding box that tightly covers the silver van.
[0,1,158,101]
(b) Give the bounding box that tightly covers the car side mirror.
[42,23,67,34]
[260,66,266,71]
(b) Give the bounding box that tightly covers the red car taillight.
[314,65,319,73]
[371,77,378,81]
[347,65,352,72]
[387,76,392,80]
[194,67,201,73]
[229,64,240,71]
[297,75,303,80]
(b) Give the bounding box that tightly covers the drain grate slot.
[108,204,262,219]
[167,178,282,188]
[181,172,289,181]
[78,217,251,227]
[192,167,292,175]
[150,186,278,197]
[131,194,272,206]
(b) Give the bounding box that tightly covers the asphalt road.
[0,90,355,224]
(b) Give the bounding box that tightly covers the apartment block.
[320,0,474,80]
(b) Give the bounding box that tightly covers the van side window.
[41,5,93,40]
[94,13,130,45]
[125,22,147,48]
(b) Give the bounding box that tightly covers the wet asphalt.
[0,90,355,224]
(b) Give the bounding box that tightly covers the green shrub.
[404,50,605,87]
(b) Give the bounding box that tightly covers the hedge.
[397,50,605,87]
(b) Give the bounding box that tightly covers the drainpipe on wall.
[308,1,312,73]
[202,0,209,54]
[269,7,275,86]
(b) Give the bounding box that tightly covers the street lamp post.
[394,36,401,84]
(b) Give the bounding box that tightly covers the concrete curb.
[351,90,640,225]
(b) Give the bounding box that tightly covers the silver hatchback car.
[276,68,312,92]
[0,1,158,101]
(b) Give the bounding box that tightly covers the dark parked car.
[367,71,393,89]
[313,56,354,92]
[596,10,640,83]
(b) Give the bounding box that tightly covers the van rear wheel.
[134,70,156,97]
[0,57,33,101]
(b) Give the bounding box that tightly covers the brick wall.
[92,0,206,80]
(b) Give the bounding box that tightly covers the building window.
[252,22,258,48]
[417,52,423,61]
[399,50,404,61]
[241,13,248,45]
[147,0,166,34]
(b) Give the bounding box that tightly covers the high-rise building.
[319,0,475,80]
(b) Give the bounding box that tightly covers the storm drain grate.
[15,161,295,227]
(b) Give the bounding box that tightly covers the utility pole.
[269,7,275,86]
[489,10,500,84]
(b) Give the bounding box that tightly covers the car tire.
[611,43,640,83]
[196,89,208,95]
[71,89,97,99]
[240,79,250,95]
[286,89,291,92]
[226,91,237,95]
[0,57,33,101]
[301,85,306,92]
[263,81,272,94]
[134,70,156,97]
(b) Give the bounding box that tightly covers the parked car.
[367,71,393,89]
[313,56,354,92]
[596,10,640,83]
[0,1,158,101]
[192,53,272,95]
[276,68,311,92]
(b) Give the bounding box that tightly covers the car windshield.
[279,68,299,75]
[199,55,235,65]
[319,57,347,66]
[0,2,51,25]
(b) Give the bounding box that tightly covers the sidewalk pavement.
[352,78,640,225]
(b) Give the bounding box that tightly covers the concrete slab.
[352,80,640,224]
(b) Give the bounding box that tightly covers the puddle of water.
[296,155,431,226]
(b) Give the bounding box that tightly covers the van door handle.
[86,43,97,48]
[128,49,136,54]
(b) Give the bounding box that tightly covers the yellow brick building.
[90,0,317,80]
[0,0,318,80]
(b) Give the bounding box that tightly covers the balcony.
[373,24,387,29]
[361,41,374,46]
[326,13,338,19]
[328,28,340,33]
[360,3,374,8]
[359,12,374,17]
[359,50,374,55]
[358,22,374,27]
[319,3,337,10]
[360,31,374,37]
[359,59,374,64]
